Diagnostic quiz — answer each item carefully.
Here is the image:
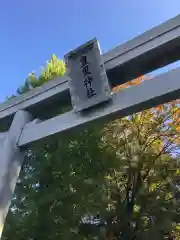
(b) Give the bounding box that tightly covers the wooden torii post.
[0,14,180,238]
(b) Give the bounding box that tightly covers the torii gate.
[0,14,180,238]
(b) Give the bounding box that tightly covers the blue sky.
[0,0,180,101]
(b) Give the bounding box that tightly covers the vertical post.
[0,110,32,238]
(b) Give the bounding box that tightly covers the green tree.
[17,54,65,94]
[2,58,180,240]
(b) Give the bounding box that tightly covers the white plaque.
[64,38,112,112]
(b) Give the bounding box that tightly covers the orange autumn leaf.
[176,126,180,132]
[113,84,129,92]
[128,76,144,86]
[155,105,164,112]
[112,75,146,93]
[172,109,180,118]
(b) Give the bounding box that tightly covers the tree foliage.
[2,56,180,240]
[17,54,66,94]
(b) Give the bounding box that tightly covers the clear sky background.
[0,0,180,101]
